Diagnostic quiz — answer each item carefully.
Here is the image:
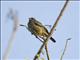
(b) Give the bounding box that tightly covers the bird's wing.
[34,20,49,34]
[33,20,42,26]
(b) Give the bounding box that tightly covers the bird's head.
[29,17,35,21]
[29,17,36,22]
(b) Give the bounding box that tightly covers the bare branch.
[3,9,19,60]
[60,38,71,60]
[40,37,50,60]
[45,44,50,60]
[34,0,69,60]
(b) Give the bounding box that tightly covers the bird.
[27,17,56,43]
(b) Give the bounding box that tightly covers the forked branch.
[34,0,69,60]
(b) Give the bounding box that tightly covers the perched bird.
[27,17,56,43]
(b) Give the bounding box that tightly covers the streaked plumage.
[28,17,56,43]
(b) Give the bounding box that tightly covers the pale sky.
[1,1,79,60]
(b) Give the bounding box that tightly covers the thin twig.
[34,0,69,60]
[40,37,50,60]
[35,36,50,60]
[45,44,50,60]
[3,9,19,60]
[60,38,71,60]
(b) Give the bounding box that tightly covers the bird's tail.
[50,37,56,43]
